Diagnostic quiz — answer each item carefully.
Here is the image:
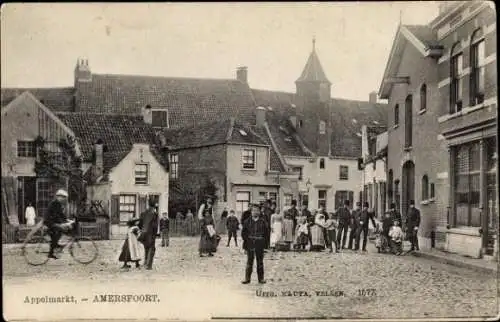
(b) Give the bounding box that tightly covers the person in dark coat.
[262,200,273,249]
[226,210,240,247]
[388,203,401,223]
[138,199,159,270]
[159,213,170,247]
[199,209,216,257]
[241,204,269,284]
[44,189,71,259]
[241,205,252,227]
[357,202,377,252]
[348,202,362,250]
[406,200,421,251]
[336,199,351,250]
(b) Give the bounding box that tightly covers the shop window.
[422,175,429,200]
[454,142,481,227]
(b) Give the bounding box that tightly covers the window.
[319,158,325,169]
[339,165,349,180]
[134,164,149,185]
[394,179,401,210]
[119,195,136,223]
[236,192,251,214]
[284,194,293,207]
[36,179,53,219]
[268,192,277,201]
[420,84,427,112]
[394,104,399,126]
[470,30,485,106]
[404,95,413,149]
[152,110,169,128]
[454,142,481,227]
[242,149,256,169]
[258,191,267,202]
[430,183,435,199]
[335,190,353,209]
[318,190,327,209]
[486,138,497,236]
[169,153,178,180]
[450,44,464,113]
[17,141,36,157]
[422,175,429,200]
[319,121,326,134]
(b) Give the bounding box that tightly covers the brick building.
[379,1,497,258]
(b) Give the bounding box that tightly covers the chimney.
[236,66,248,83]
[369,91,378,104]
[93,140,104,180]
[142,105,153,124]
[256,106,266,127]
[74,57,92,83]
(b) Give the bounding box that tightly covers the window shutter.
[138,194,147,215]
[111,195,120,224]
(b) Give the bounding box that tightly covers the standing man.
[241,204,269,284]
[348,202,362,250]
[358,202,377,252]
[226,210,240,247]
[336,200,351,250]
[263,199,273,249]
[138,199,159,270]
[287,200,300,235]
[406,200,421,251]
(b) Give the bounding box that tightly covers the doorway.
[402,161,415,221]
[17,177,37,225]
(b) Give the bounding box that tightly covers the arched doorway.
[402,161,415,221]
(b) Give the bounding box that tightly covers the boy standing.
[325,213,339,253]
[160,212,170,247]
[226,210,240,247]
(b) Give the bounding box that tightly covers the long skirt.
[118,231,141,262]
[282,219,294,243]
[199,232,216,253]
[270,222,283,247]
[310,225,325,251]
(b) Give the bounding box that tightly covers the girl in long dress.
[199,210,216,257]
[118,218,141,269]
[282,208,295,249]
[310,212,327,251]
[294,215,309,251]
[270,209,283,250]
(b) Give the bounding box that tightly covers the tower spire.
[312,36,316,52]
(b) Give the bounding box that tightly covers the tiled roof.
[1,87,75,112]
[250,89,388,158]
[265,111,311,157]
[55,112,166,169]
[404,25,442,49]
[248,125,285,172]
[75,74,256,127]
[296,50,330,84]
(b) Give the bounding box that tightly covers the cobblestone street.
[3,236,497,320]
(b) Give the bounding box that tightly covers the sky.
[1,2,440,102]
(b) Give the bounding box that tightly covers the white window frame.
[284,194,293,207]
[134,163,149,185]
[236,191,251,214]
[242,148,256,170]
[450,50,464,114]
[151,109,169,128]
[17,140,36,158]
[339,165,349,181]
[119,194,137,224]
[169,153,178,180]
[318,189,327,209]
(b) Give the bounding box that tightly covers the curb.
[410,250,498,274]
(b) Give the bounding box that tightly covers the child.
[295,215,309,251]
[160,213,170,247]
[226,210,240,247]
[388,219,404,255]
[325,213,339,253]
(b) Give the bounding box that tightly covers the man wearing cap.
[336,200,351,250]
[348,201,362,250]
[406,200,421,251]
[241,203,269,284]
[138,198,159,270]
[44,189,71,259]
[357,202,377,252]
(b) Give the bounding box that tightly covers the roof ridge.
[93,73,238,82]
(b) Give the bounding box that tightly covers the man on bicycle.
[44,189,73,259]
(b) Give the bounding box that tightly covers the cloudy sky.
[1,2,439,101]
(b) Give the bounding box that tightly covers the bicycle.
[22,218,99,266]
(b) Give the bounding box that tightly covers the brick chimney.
[93,140,104,179]
[237,66,248,83]
[256,106,266,127]
[369,91,378,104]
[142,105,153,124]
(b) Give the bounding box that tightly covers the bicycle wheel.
[23,235,51,266]
[69,237,98,264]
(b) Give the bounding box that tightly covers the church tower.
[294,39,332,156]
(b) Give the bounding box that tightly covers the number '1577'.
[358,289,376,296]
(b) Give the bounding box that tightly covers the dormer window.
[152,109,169,128]
[319,121,326,134]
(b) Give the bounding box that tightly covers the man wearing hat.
[357,202,377,252]
[405,200,421,251]
[44,189,71,259]
[138,198,159,270]
[241,203,269,284]
[335,199,352,250]
[347,201,362,250]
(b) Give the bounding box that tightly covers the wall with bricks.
[386,39,449,249]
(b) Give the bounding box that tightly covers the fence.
[2,221,110,244]
[168,218,200,237]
